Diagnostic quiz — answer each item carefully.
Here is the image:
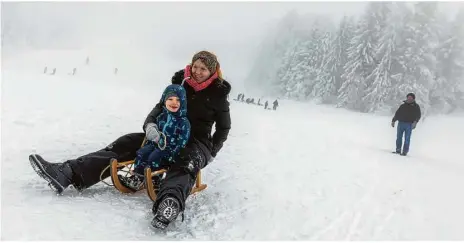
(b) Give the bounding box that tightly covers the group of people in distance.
[234,93,279,110]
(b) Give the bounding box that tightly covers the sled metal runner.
[109,158,207,202]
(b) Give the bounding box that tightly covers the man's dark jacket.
[392,101,421,123]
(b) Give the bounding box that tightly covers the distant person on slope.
[28,50,231,230]
[121,84,191,191]
[391,93,421,156]
[273,99,279,110]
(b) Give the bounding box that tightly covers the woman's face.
[191,59,212,83]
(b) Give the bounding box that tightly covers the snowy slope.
[2,51,464,240]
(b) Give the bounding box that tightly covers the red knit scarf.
[184,65,218,92]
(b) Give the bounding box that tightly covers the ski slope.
[2,50,464,240]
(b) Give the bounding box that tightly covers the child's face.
[165,96,180,112]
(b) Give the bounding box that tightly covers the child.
[121,84,191,191]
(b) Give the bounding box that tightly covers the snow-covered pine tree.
[398,2,441,117]
[337,3,381,112]
[431,7,464,113]
[275,39,301,96]
[245,10,300,95]
[387,4,414,108]
[281,39,313,100]
[301,18,332,99]
[312,15,357,105]
[363,2,407,113]
[306,19,327,68]
[311,31,337,103]
[361,2,393,92]
[278,15,334,100]
[329,16,356,97]
[454,8,464,110]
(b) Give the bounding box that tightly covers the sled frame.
[144,166,207,202]
[110,159,207,201]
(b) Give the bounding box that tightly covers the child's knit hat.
[164,91,179,101]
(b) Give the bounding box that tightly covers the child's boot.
[118,173,144,191]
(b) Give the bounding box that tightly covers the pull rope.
[157,132,167,150]
[99,133,166,187]
[100,165,112,186]
[181,77,190,86]
[99,137,148,186]
[99,162,133,187]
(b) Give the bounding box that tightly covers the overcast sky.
[2,1,463,90]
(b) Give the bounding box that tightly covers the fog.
[2,2,461,90]
[1,2,367,89]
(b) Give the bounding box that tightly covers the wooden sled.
[109,158,141,193]
[109,158,207,202]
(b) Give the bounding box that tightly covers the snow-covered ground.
[2,50,464,240]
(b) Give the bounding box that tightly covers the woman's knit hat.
[191,51,219,73]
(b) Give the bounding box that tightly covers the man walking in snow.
[391,93,421,156]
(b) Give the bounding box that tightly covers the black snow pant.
[66,132,210,211]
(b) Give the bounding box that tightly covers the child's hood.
[160,84,188,117]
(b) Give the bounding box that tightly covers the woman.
[29,51,232,229]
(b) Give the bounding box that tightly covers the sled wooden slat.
[144,167,207,202]
[191,170,207,194]
[110,158,140,193]
[151,169,167,177]
[144,167,158,201]
[116,160,135,167]
[144,167,168,202]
